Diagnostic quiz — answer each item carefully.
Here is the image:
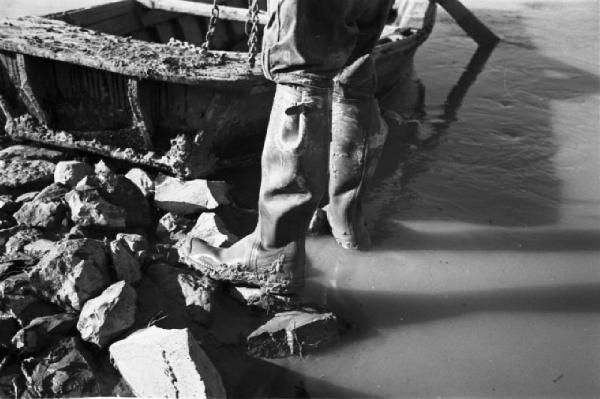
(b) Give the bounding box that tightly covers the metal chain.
[200,0,220,54]
[246,0,260,66]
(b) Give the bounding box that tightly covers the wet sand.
[3,0,600,397]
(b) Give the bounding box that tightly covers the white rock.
[154,175,230,215]
[109,240,142,284]
[188,212,238,248]
[77,281,136,348]
[125,168,154,197]
[109,326,226,399]
[54,161,93,188]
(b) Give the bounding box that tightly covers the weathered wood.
[127,78,154,150]
[15,54,51,126]
[0,17,267,87]
[136,0,268,25]
[435,0,500,46]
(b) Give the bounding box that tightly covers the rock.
[77,281,136,348]
[65,187,127,229]
[137,263,215,327]
[13,184,69,230]
[0,144,65,162]
[156,212,193,243]
[23,239,55,258]
[4,228,42,255]
[0,314,19,348]
[21,336,119,397]
[109,239,141,284]
[65,224,86,239]
[229,286,302,312]
[99,174,152,228]
[0,158,55,195]
[94,159,115,182]
[15,191,39,204]
[188,212,238,248]
[247,310,342,358]
[125,168,154,197]
[54,160,93,187]
[154,174,230,215]
[0,195,18,214]
[109,326,226,398]
[0,272,62,325]
[115,233,148,254]
[28,239,111,311]
[11,313,77,354]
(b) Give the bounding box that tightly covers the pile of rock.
[0,144,345,398]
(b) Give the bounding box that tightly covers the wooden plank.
[0,17,266,87]
[49,0,136,27]
[136,0,268,25]
[15,54,51,125]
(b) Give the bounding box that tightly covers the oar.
[435,0,500,47]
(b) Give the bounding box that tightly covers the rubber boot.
[180,84,331,294]
[327,55,384,250]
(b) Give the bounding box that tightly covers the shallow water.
[2,0,599,397]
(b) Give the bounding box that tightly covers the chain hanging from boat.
[246,0,261,67]
[200,0,220,53]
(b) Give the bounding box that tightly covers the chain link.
[246,0,260,67]
[200,0,220,54]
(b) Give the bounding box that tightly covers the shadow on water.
[366,7,600,251]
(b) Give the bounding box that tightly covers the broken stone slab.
[28,239,111,311]
[247,310,342,358]
[77,281,136,348]
[125,167,155,198]
[23,239,55,259]
[109,239,142,284]
[188,212,238,248]
[65,187,127,229]
[0,158,55,195]
[154,174,230,215]
[11,313,77,354]
[13,184,69,230]
[21,336,120,397]
[4,228,43,256]
[0,144,66,162]
[142,263,215,326]
[109,326,226,398]
[53,160,94,188]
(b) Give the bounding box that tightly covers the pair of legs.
[181,0,393,293]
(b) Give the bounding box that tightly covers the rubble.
[28,239,111,311]
[0,158,55,195]
[115,233,149,260]
[247,310,342,358]
[109,239,142,284]
[77,281,137,348]
[4,228,43,255]
[0,314,19,348]
[0,144,66,162]
[0,195,19,214]
[98,174,152,228]
[109,326,226,398]
[13,183,69,230]
[53,160,93,187]
[125,167,155,197]
[0,272,62,325]
[65,186,127,229]
[154,174,230,215]
[188,212,238,248]
[141,263,215,326]
[23,238,56,258]
[21,336,120,397]
[11,313,77,354]
[156,212,193,243]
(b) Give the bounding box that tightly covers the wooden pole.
[435,0,500,46]
[136,0,268,25]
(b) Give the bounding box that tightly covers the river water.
[2,0,599,397]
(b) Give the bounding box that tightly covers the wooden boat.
[0,0,436,178]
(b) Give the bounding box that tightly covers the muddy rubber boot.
[327,56,384,251]
[180,84,331,294]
